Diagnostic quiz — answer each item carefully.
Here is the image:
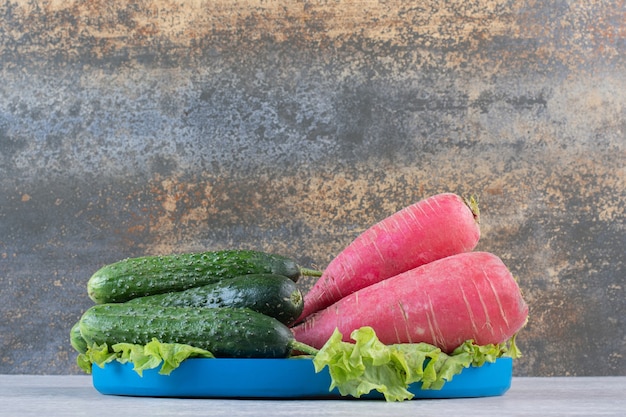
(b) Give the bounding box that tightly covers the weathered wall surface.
[1,0,624,376]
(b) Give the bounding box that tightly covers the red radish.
[297,193,480,322]
[292,251,529,353]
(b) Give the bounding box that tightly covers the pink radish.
[292,251,529,353]
[297,193,480,322]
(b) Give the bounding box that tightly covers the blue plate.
[92,357,512,399]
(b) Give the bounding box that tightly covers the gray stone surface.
[1,1,624,376]
[1,375,625,416]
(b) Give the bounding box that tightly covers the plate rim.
[92,356,513,400]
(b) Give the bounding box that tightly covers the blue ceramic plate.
[92,357,512,399]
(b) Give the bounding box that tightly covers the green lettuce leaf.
[312,327,519,402]
[77,338,214,376]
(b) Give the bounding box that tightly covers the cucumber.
[87,249,321,304]
[78,304,315,358]
[125,274,303,326]
[70,321,88,354]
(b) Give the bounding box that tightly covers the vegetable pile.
[71,192,529,402]
[72,250,321,373]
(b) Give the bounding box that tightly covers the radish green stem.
[463,195,480,224]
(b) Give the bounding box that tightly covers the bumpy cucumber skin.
[126,274,303,326]
[87,250,301,304]
[70,321,88,354]
[79,304,295,358]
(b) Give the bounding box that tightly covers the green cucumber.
[78,304,317,358]
[87,249,321,304]
[70,321,88,354]
[125,273,303,326]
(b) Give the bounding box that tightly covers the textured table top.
[2,375,625,417]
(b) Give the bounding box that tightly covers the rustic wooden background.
[1,1,624,376]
